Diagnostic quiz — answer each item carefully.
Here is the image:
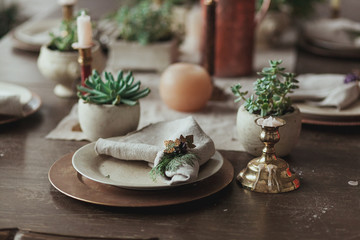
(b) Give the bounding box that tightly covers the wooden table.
[1,2,360,240]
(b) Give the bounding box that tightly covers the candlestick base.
[237,117,300,193]
[54,84,77,98]
[72,42,94,86]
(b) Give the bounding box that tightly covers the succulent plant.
[111,0,177,45]
[77,70,151,106]
[231,60,299,117]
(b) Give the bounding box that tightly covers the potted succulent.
[106,0,180,72]
[37,14,106,97]
[231,60,302,157]
[77,69,151,141]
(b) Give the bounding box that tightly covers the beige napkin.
[304,18,360,48]
[0,92,24,116]
[94,116,216,185]
[290,74,360,110]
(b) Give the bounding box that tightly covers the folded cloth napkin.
[95,116,216,185]
[290,74,360,110]
[304,18,360,48]
[0,92,24,117]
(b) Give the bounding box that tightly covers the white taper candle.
[76,11,93,48]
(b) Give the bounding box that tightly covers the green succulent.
[111,0,176,45]
[77,70,151,106]
[231,60,299,117]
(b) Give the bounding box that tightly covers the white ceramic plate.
[72,142,224,190]
[296,100,360,119]
[14,19,60,45]
[0,82,32,104]
[0,82,42,125]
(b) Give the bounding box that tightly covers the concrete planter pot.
[107,39,178,72]
[37,42,106,98]
[236,105,302,157]
[78,99,140,142]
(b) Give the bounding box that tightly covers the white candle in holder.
[58,0,77,5]
[76,11,93,48]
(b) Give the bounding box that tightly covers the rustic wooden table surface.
[0,1,360,240]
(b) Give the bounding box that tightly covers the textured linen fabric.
[290,74,360,110]
[94,116,216,185]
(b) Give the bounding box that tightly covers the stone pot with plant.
[231,60,302,157]
[37,16,106,97]
[77,70,151,141]
[106,0,180,72]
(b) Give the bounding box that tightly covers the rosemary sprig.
[149,153,197,181]
[149,135,198,181]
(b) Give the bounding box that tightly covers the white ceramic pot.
[37,42,106,98]
[78,99,140,142]
[107,39,178,72]
[236,105,302,157]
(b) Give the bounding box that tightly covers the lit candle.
[76,11,93,48]
[58,0,77,5]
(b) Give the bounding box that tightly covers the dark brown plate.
[48,153,234,207]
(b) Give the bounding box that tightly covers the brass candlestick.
[237,117,300,193]
[330,0,340,18]
[72,43,93,86]
[62,5,74,21]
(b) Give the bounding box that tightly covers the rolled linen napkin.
[290,74,360,110]
[0,92,24,117]
[95,116,216,185]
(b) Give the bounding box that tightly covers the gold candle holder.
[62,5,74,21]
[237,117,300,193]
[330,0,340,18]
[72,43,93,86]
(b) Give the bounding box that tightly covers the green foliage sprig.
[77,70,151,106]
[150,135,198,181]
[48,20,77,51]
[111,0,175,45]
[231,60,299,117]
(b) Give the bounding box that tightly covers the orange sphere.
[159,63,213,112]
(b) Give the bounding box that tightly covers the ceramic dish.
[296,99,360,124]
[0,82,41,124]
[72,141,224,190]
[49,153,234,207]
[299,36,360,59]
[12,19,60,52]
